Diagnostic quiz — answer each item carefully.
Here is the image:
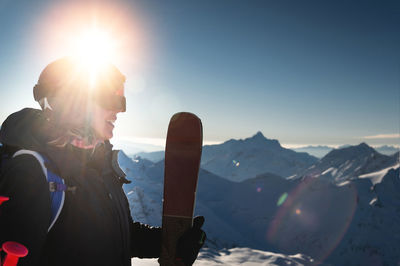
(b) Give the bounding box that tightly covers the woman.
[0,57,205,265]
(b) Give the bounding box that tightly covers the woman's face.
[90,103,121,140]
[48,95,122,141]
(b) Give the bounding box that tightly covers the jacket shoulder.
[1,152,49,188]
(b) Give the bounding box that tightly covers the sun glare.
[68,27,120,89]
[37,1,150,80]
[72,28,116,69]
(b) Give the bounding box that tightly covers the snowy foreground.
[131,248,314,266]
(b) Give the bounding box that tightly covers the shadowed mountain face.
[298,143,398,183]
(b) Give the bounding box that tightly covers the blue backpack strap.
[13,149,65,232]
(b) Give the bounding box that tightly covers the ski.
[159,112,203,266]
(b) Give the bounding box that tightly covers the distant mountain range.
[374,145,400,156]
[112,139,164,155]
[132,136,398,162]
[136,132,318,181]
[294,144,399,158]
[136,144,399,162]
[133,132,398,184]
[293,145,335,158]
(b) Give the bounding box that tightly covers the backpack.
[1,146,65,232]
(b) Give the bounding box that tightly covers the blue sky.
[0,0,399,148]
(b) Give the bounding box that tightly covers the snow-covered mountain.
[118,152,164,225]
[132,133,399,184]
[268,167,400,265]
[297,143,398,183]
[135,132,319,182]
[134,151,164,163]
[200,132,318,181]
[119,150,400,265]
[325,168,400,265]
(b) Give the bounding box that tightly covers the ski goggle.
[95,94,126,112]
[34,84,126,112]
[92,86,126,112]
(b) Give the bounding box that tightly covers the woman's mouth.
[106,119,115,128]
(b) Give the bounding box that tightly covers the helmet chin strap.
[39,97,53,111]
[39,97,55,122]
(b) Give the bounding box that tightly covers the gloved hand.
[175,216,206,266]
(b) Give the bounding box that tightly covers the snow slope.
[132,248,315,266]
[359,162,400,184]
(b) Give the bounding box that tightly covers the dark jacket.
[0,108,161,266]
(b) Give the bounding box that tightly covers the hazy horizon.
[112,132,400,154]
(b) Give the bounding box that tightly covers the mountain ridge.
[200,132,318,181]
[132,133,398,184]
[297,142,398,183]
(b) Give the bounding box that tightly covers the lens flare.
[267,177,358,264]
[277,192,288,206]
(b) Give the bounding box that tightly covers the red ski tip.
[2,241,29,266]
[0,196,9,205]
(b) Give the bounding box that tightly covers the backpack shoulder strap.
[13,149,47,178]
[12,149,65,232]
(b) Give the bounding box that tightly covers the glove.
[175,216,206,266]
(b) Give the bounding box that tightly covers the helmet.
[33,57,126,112]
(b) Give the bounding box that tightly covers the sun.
[68,27,119,89]
[71,27,117,70]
